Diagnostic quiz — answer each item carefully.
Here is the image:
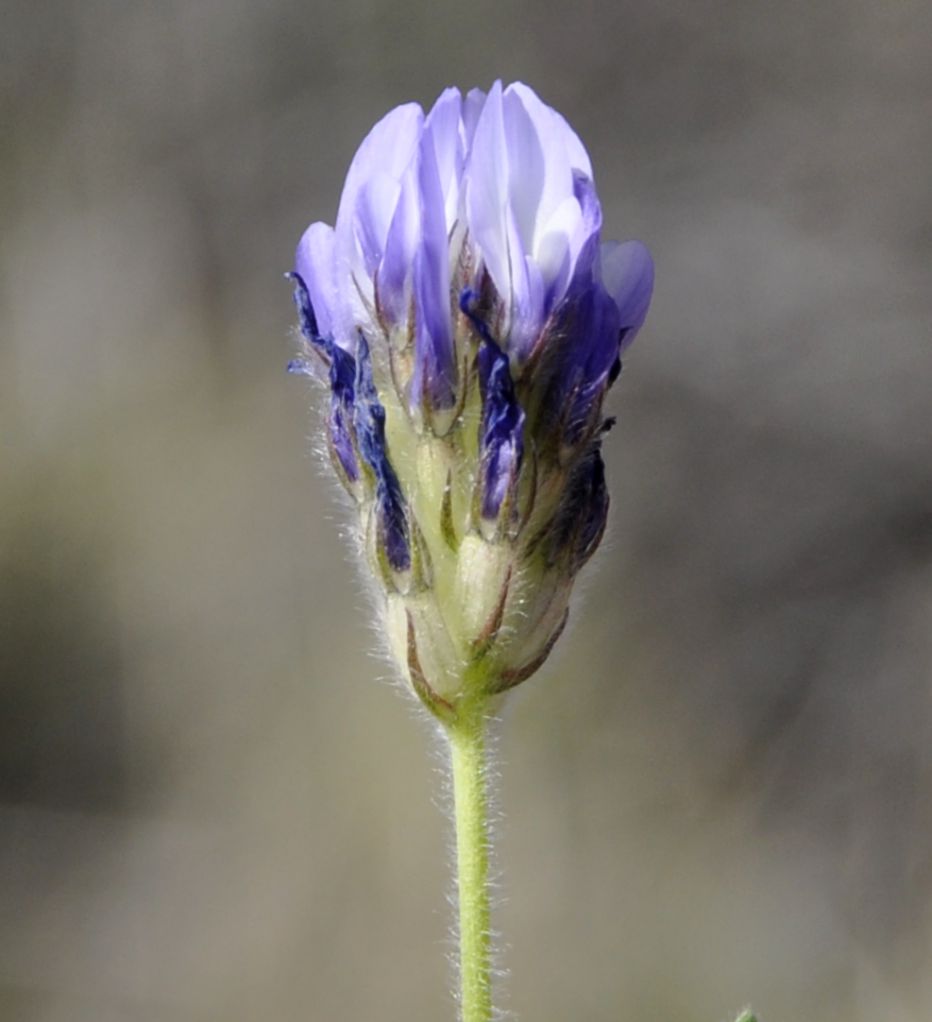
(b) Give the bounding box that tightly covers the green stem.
[447,700,493,1022]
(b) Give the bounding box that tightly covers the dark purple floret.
[573,445,609,567]
[287,270,321,342]
[353,334,411,572]
[522,274,621,449]
[288,271,409,566]
[560,282,622,444]
[327,345,359,482]
[288,272,360,481]
[542,442,610,571]
[461,291,526,521]
[477,336,525,521]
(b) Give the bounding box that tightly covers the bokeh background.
[2,1,931,1020]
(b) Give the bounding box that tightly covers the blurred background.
[2,1,931,1019]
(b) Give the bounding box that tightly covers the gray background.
[2,1,931,1019]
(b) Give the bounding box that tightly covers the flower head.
[289,82,653,716]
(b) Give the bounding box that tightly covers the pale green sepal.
[405,610,457,723]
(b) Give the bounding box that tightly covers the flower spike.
[288,83,653,706]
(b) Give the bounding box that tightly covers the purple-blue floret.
[327,346,359,483]
[542,443,610,571]
[353,334,411,573]
[460,290,526,520]
[288,272,360,481]
[477,339,525,521]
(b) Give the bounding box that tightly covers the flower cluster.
[289,81,653,718]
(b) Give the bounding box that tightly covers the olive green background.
[2,1,931,1020]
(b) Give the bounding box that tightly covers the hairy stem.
[447,700,493,1022]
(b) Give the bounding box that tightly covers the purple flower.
[289,82,653,702]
